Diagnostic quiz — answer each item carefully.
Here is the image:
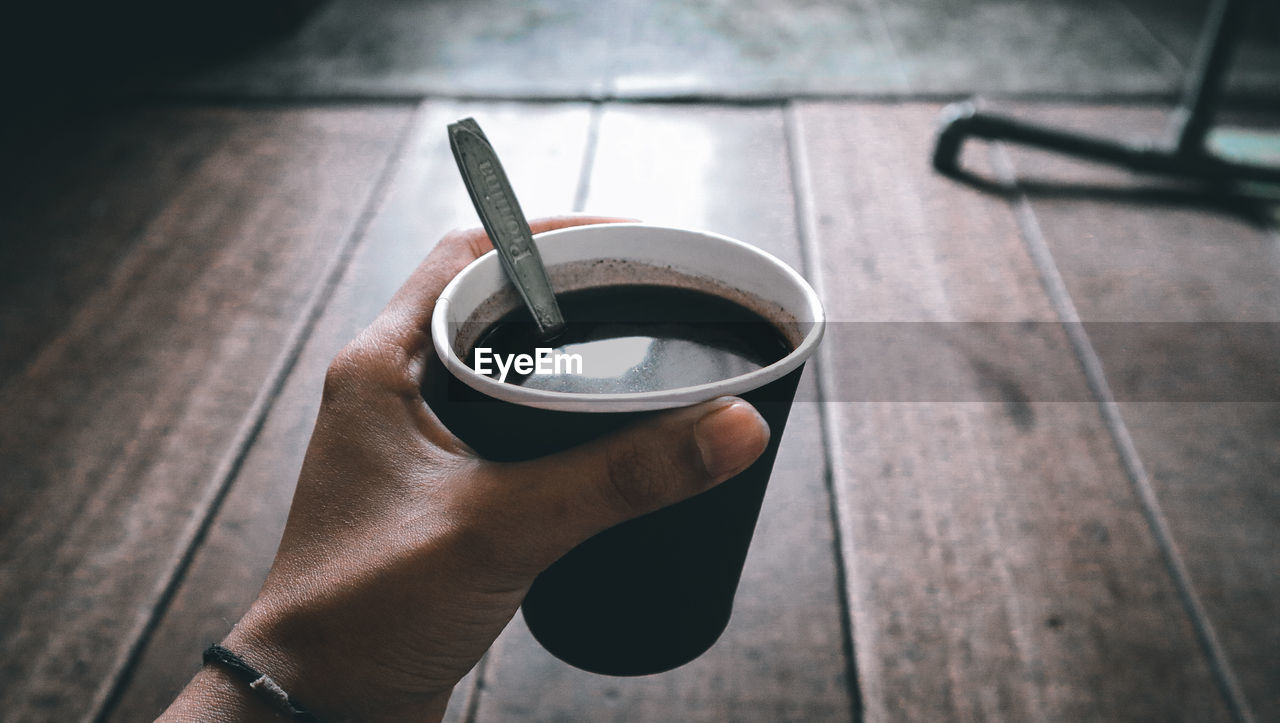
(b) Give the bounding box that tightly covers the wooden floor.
[2,97,1276,722]
[3,3,1280,718]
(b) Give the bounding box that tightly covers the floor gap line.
[572,102,604,213]
[988,141,1254,723]
[88,90,1280,111]
[459,651,489,723]
[784,101,864,722]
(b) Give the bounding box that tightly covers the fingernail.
[694,398,770,480]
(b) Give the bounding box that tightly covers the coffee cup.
[427,223,824,675]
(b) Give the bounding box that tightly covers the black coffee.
[467,285,791,394]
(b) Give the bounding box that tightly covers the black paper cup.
[427,223,824,675]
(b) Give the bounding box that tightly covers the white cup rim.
[431,223,825,412]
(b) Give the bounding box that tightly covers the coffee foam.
[451,258,805,359]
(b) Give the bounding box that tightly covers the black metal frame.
[932,0,1280,186]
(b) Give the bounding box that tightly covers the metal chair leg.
[932,0,1280,186]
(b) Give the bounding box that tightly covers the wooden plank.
[103,100,594,722]
[611,0,905,96]
[171,0,614,99]
[473,105,855,721]
[871,0,1183,96]
[170,0,904,100]
[794,101,1231,720]
[0,108,238,386]
[999,103,1280,720]
[0,106,412,720]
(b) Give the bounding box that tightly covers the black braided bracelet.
[202,644,321,722]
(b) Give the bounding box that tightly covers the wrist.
[221,601,453,722]
[162,666,293,722]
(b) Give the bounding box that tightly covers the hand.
[163,215,771,722]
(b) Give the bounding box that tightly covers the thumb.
[511,397,770,563]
